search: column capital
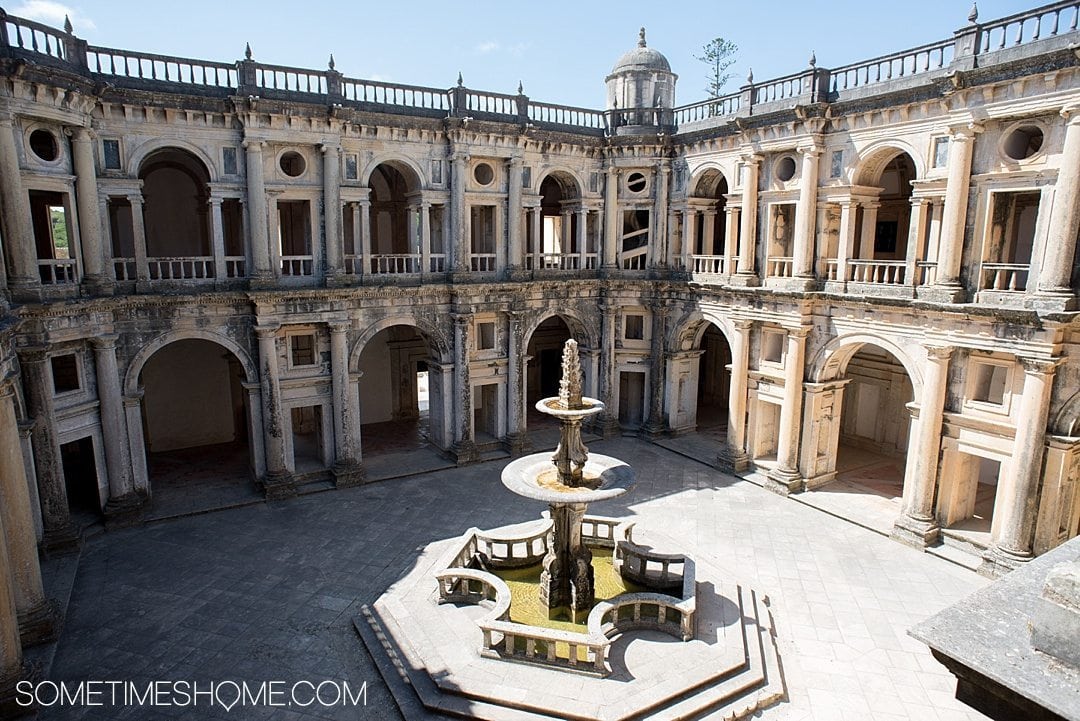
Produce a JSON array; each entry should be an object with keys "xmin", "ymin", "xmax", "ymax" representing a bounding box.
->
[
  {"xmin": 451, "ymin": 312, "xmax": 472, "ymax": 325},
  {"xmin": 783, "ymin": 325, "xmax": 812, "ymax": 339},
  {"xmin": 505, "ymin": 156, "xmax": 522, "ymax": 169},
  {"xmin": 90, "ymin": 334, "xmax": 119, "ymax": 351},
  {"xmin": 1019, "ymin": 356, "xmax": 1061, "ymax": 376},
  {"xmin": 739, "ymin": 152, "xmax": 763, "ymax": 165},
  {"xmin": 924, "ymin": 344, "xmax": 955, "ymax": 362},
  {"xmin": 797, "ymin": 144, "xmax": 822, "ymax": 158},
  {"xmin": 254, "ymin": 324, "xmax": 281, "ymax": 338},
  {"xmin": 17, "ymin": 346, "xmax": 49, "ymax": 364},
  {"xmin": 123, "ymin": 390, "xmax": 144, "ymax": 405},
  {"xmin": 947, "ymin": 122, "xmax": 984, "ymax": 141},
  {"xmin": 319, "ymin": 142, "xmax": 340, "ymax": 155},
  {"xmin": 733, "ymin": 319, "xmax": 754, "ymax": 332},
  {"xmin": 70, "ymin": 125, "xmax": 95, "ymax": 142},
  {"xmin": 242, "ymin": 139, "xmax": 265, "ymax": 150},
  {"xmin": 327, "ymin": 320, "xmax": 350, "ymax": 335},
  {"xmin": 1060, "ymin": 104, "xmax": 1080, "ymax": 124}
]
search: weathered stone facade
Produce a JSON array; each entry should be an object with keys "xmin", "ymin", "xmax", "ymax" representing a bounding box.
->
[{"xmin": 2, "ymin": 3, "xmax": 1080, "ymax": 712}]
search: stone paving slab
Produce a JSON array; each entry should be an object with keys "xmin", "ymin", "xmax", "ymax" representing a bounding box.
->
[{"xmin": 36, "ymin": 438, "xmax": 990, "ymax": 721}]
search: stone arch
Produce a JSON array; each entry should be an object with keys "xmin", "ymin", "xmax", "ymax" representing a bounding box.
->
[
  {"xmin": 535, "ymin": 167, "xmax": 584, "ymax": 197},
  {"xmin": 124, "ymin": 329, "xmax": 257, "ymax": 396},
  {"xmin": 1052, "ymin": 391, "xmax": 1080, "ymax": 437},
  {"xmin": 128, "ymin": 139, "xmax": 218, "ymax": 181},
  {"xmin": 349, "ymin": 314, "xmax": 451, "ymax": 370},
  {"xmin": 523, "ymin": 308, "xmax": 597, "ymax": 351},
  {"xmin": 360, "ymin": 154, "xmax": 426, "ymax": 189},
  {"xmin": 851, "ymin": 140, "xmax": 924, "ymax": 187},
  {"xmin": 809, "ymin": 332, "xmax": 923, "ymax": 400},
  {"xmin": 670, "ymin": 307, "xmax": 735, "ymax": 352},
  {"xmin": 688, "ymin": 164, "xmax": 730, "ymax": 198}
]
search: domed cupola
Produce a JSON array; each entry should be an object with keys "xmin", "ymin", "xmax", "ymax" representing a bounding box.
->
[{"xmin": 605, "ymin": 27, "xmax": 677, "ymax": 134}]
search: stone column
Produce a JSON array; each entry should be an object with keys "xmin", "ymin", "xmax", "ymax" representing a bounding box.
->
[
  {"xmin": 419, "ymin": 201, "xmax": 432, "ymax": 276},
  {"xmin": 19, "ymin": 349, "xmax": 79, "ymax": 554},
  {"xmin": 70, "ymin": 126, "xmax": 110, "ymax": 294},
  {"xmin": 255, "ymin": 325, "xmax": 293, "ymax": 498},
  {"xmin": 684, "ymin": 209, "xmax": 698, "ymax": 268},
  {"xmin": 123, "ymin": 392, "xmax": 149, "ymax": 495},
  {"xmin": 505, "ymin": 312, "xmax": 527, "ymax": 454},
  {"xmin": 506, "ymin": 157, "xmax": 523, "ymax": 274},
  {"xmin": 858, "ymin": 203, "xmax": 879, "ymax": 259},
  {"xmin": 834, "ymin": 201, "xmax": 858, "ymax": 284},
  {"xmin": 359, "ymin": 196, "xmax": 372, "ymax": 278},
  {"xmin": 603, "ymin": 165, "xmax": 619, "ymax": 269},
  {"xmin": 209, "ymin": 197, "xmax": 226, "ymax": 288},
  {"xmin": 450, "ymin": 154, "xmax": 468, "ymax": 273},
  {"xmin": 321, "ymin": 144, "xmax": 342, "ymax": 284},
  {"xmin": 982, "ymin": 358, "xmax": 1059, "ymax": 575},
  {"xmin": 452, "ymin": 313, "xmax": 478, "ymax": 463},
  {"xmin": 0, "ymin": 379, "xmax": 58, "ymax": 645},
  {"xmin": 933, "ymin": 125, "xmax": 979, "ymax": 298},
  {"xmin": 735, "ymin": 155, "xmax": 760, "ymax": 281},
  {"xmin": 642, "ymin": 301, "xmax": 668, "ymax": 438},
  {"xmin": 793, "ymin": 146, "xmax": 821, "ymax": 283},
  {"xmin": 530, "ymin": 207, "xmax": 543, "ymax": 269},
  {"xmin": 575, "ymin": 208, "xmax": 588, "ymax": 270},
  {"xmin": 244, "ymin": 140, "xmax": 273, "ymax": 285},
  {"xmin": 766, "ymin": 327, "xmax": 809, "ymax": 494},
  {"xmin": 720, "ymin": 320, "xmax": 752, "ymax": 471},
  {"xmin": 905, "ymin": 198, "xmax": 929, "ymax": 287},
  {"xmin": 597, "ymin": 300, "xmax": 620, "ymax": 437},
  {"xmin": 91, "ymin": 336, "xmax": 141, "ymax": 527},
  {"xmin": 127, "ymin": 193, "xmax": 149, "ymax": 287},
  {"xmin": 560, "ymin": 209, "xmax": 572, "ymax": 261},
  {"xmin": 653, "ymin": 162, "xmax": 670, "ymax": 269},
  {"xmin": 0, "ymin": 114, "xmax": 39, "ymax": 299},
  {"xmin": 892, "ymin": 344, "xmax": 953, "ymax": 547},
  {"xmin": 329, "ymin": 321, "xmax": 363, "ymax": 487},
  {"xmin": 1037, "ymin": 106, "xmax": 1080, "ymax": 302},
  {"xmin": 347, "ymin": 202, "xmax": 360, "ymax": 274},
  {"xmin": 0, "ymin": 503, "xmax": 26, "ymax": 718},
  {"xmin": 724, "ymin": 206, "xmax": 740, "ymax": 271},
  {"xmin": 701, "ymin": 211, "xmax": 716, "ymax": 257}
]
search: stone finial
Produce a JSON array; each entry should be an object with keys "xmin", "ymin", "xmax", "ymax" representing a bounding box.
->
[
  {"xmin": 457, "ymin": 71, "xmax": 464, "ymax": 87},
  {"xmin": 558, "ymin": 339, "xmax": 584, "ymax": 411},
  {"xmin": 517, "ymin": 80, "xmax": 524, "ymax": 95},
  {"xmin": 63, "ymin": 14, "xmax": 73, "ymax": 34},
  {"xmin": 328, "ymin": 54, "xmax": 335, "ymax": 70},
  {"xmin": 244, "ymin": 42, "xmax": 253, "ymax": 60},
  {"xmin": 747, "ymin": 67, "xmax": 754, "ymax": 84},
  {"xmin": 638, "ymin": 27, "xmax": 647, "ymax": 48},
  {"xmin": 809, "ymin": 50, "xmax": 817, "ymax": 68},
  {"xmin": 968, "ymin": 2, "xmax": 979, "ymax": 23}
]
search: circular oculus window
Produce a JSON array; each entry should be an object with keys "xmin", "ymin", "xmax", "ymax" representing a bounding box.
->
[
  {"xmin": 473, "ymin": 162, "xmax": 494, "ymax": 185},
  {"xmin": 29, "ymin": 129, "xmax": 59, "ymax": 162},
  {"xmin": 626, "ymin": 172, "xmax": 647, "ymax": 192},
  {"xmin": 279, "ymin": 151, "xmax": 307, "ymax": 177},
  {"xmin": 775, "ymin": 156, "xmax": 797, "ymax": 182},
  {"xmin": 1002, "ymin": 125, "xmax": 1044, "ymax": 161}
]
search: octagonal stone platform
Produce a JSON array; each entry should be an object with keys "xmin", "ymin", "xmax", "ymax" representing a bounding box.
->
[{"xmin": 355, "ymin": 528, "xmax": 785, "ymax": 721}]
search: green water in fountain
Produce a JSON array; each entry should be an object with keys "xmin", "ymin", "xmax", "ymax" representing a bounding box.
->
[{"xmin": 491, "ymin": 548, "xmax": 646, "ymax": 632}]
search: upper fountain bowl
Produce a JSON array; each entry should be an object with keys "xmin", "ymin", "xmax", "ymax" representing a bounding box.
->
[
  {"xmin": 535, "ymin": 395, "xmax": 605, "ymax": 421},
  {"xmin": 501, "ymin": 452, "xmax": 634, "ymax": 504}
]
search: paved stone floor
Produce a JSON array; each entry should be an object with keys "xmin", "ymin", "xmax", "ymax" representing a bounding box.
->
[{"xmin": 38, "ymin": 438, "xmax": 990, "ymax": 720}]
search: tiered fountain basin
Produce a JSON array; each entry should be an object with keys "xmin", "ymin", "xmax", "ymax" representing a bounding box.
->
[{"xmin": 433, "ymin": 514, "xmax": 697, "ymax": 675}]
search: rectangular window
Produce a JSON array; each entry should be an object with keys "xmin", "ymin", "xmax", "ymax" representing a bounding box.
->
[
  {"xmin": 51, "ymin": 354, "xmax": 79, "ymax": 393},
  {"xmin": 222, "ymin": 199, "xmax": 244, "ymax": 257},
  {"xmin": 103, "ymin": 139, "xmax": 122, "ymax": 170},
  {"xmin": 222, "ymin": 146, "xmax": 238, "ymax": 176},
  {"xmin": 29, "ymin": 190, "xmax": 71, "ymax": 265},
  {"xmin": 522, "ymin": 166, "xmax": 532, "ymax": 188},
  {"xmin": 830, "ymin": 150, "xmax": 843, "ymax": 179},
  {"xmin": 289, "ymin": 334, "xmax": 316, "ymax": 367},
  {"xmin": 278, "ymin": 200, "xmax": 311, "ymax": 255},
  {"xmin": 625, "ymin": 314, "xmax": 644, "ymax": 340},
  {"xmin": 971, "ymin": 363, "xmax": 1008, "ymax": 405},
  {"xmin": 477, "ymin": 322, "xmax": 496, "ymax": 350},
  {"xmin": 762, "ymin": 331, "xmax": 784, "ymax": 363},
  {"xmin": 933, "ymin": 137, "xmax": 950, "ymax": 168},
  {"xmin": 431, "ymin": 160, "xmax": 443, "ymax": 185},
  {"xmin": 344, "ymin": 153, "xmax": 358, "ymax": 181},
  {"xmin": 589, "ymin": 171, "xmax": 600, "ymax": 193}
]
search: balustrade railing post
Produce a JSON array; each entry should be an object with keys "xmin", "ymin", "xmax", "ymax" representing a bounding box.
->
[
  {"xmin": 516, "ymin": 86, "xmax": 529, "ymax": 124},
  {"xmin": 237, "ymin": 45, "xmax": 257, "ymax": 94},
  {"xmin": 450, "ymin": 75, "xmax": 467, "ymax": 116},
  {"xmin": 0, "ymin": 9, "xmax": 10, "ymax": 56},
  {"xmin": 326, "ymin": 55, "xmax": 342, "ymax": 98},
  {"xmin": 62, "ymin": 21, "xmax": 87, "ymax": 71},
  {"xmin": 951, "ymin": 6, "xmax": 983, "ymax": 71}
]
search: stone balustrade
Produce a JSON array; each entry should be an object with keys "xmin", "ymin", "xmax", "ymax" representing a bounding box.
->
[
  {"xmin": 474, "ymin": 520, "xmax": 551, "ymax": 568},
  {"xmin": 37, "ymin": 258, "xmax": 76, "ymax": 285},
  {"xmin": 981, "ymin": 262, "xmax": 1030, "ymax": 292}
]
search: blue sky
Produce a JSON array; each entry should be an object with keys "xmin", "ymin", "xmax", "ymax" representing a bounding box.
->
[{"xmin": 10, "ymin": 0, "xmax": 1041, "ymax": 108}]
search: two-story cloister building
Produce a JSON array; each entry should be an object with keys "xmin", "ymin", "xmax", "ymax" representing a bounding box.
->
[{"xmin": 2, "ymin": 2, "xmax": 1080, "ymax": 709}]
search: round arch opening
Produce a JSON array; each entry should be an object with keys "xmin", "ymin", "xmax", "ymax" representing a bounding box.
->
[{"xmin": 137, "ymin": 148, "xmax": 212, "ymax": 265}]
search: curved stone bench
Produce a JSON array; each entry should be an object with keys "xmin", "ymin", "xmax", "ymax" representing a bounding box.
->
[{"xmin": 475, "ymin": 519, "xmax": 552, "ymax": 568}]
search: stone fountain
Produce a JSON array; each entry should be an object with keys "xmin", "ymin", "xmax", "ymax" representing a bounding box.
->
[{"xmin": 501, "ymin": 339, "xmax": 634, "ymax": 616}]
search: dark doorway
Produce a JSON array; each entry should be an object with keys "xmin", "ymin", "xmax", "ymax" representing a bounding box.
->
[{"xmin": 60, "ymin": 436, "xmax": 101, "ymax": 517}]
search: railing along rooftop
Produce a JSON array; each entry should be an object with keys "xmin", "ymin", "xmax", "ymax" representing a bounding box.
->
[{"xmin": 1, "ymin": 1, "xmax": 1077, "ymax": 137}]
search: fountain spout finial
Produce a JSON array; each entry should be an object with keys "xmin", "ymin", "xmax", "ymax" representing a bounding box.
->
[{"xmin": 558, "ymin": 339, "xmax": 584, "ymax": 410}]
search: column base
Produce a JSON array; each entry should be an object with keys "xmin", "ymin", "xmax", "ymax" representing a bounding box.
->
[
  {"xmin": 447, "ymin": 271, "xmax": 473, "ymax": 284},
  {"xmin": 802, "ymin": 470, "xmax": 837, "ymax": 490},
  {"xmin": 81, "ymin": 275, "xmax": 115, "ymax": 297},
  {"xmin": 508, "ymin": 268, "xmax": 531, "ymax": 282},
  {"xmin": 765, "ymin": 467, "xmax": 804, "ymax": 496},
  {"xmin": 331, "ymin": 462, "xmax": 366, "ymax": 488},
  {"xmin": 596, "ymin": 414, "xmax": 621, "ymax": 439},
  {"xmin": 917, "ymin": 284, "xmax": 967, "ymax": 304},
  {"xmin": 775, "ymin": 276, "xmax": 820, "ymax": 293},
  {"xmin": 323, "ymin": 270, "xmax": 343, "ymax": 288},
  {"xmin": 978, "ymin": 545, "xmax": 1032, "ymax": 578},
  {"xmin": 639, "ymin": 419, "xmax": 667, "ymax": 440},
  {"xmin": 8, "ymin": 282, "xmax": 43, "ymax": 304},
  {"xmin": 726, "ymin": 272, "xmax": 761, "ymax": 288},
  {"xmin": 890, "ymin": 514, "xmax": 940, "ymax": 549},
  {"xmin": 1031, "ymin": 291, "xmax": 1079, "ymax": 312},
  {"xmin": 18, "ymin": 599, "xmax": 61, "ymax": 647},
  {"xmin": 104, "ymin": 493, "xmax": 144, "ymax": 530},
  {"xmin": 40, "ymin": 522, "xmax": 81, "ymax": 557},
  {"xmin": 248, "ymin": 273, "xmax": 278, "ymax": 291},
  {"xmin": 502, "ymin": 432, "xmax": 529, "ymax": 457},
  {"xmin": 716, "ymin": 447, "xmax": 750, "ymax": 473},
  {"xmin": 452, "ymin": 440, "xmax": 480, "ymax": 465},
  {"xmin": 260, "ymin": 472, "xmax": 297, "ymax": 500}
]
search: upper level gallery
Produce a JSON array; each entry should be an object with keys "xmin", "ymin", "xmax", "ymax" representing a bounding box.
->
[{"xmin": 2, "ymin": 2, "xmax": 1080, "ymax": 311}]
